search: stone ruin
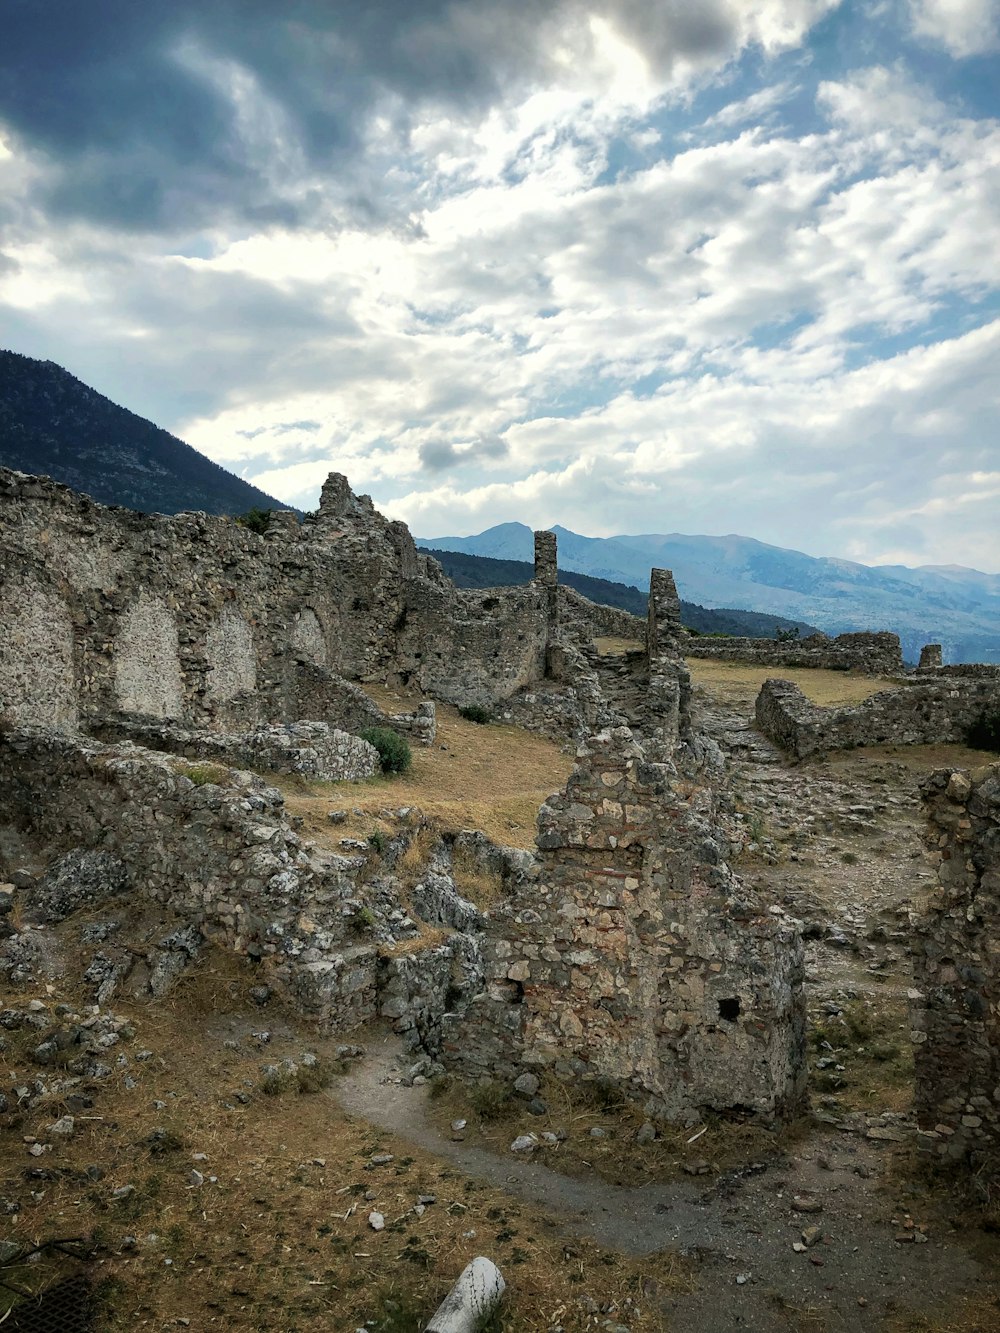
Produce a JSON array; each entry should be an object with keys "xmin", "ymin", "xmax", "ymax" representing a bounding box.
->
[
  {"xmin": 755, "ymin": 671, "xmax": 1000, "ymax": 760},
  {"xmin": 438, "ymin": 729, "xmax": 804, "ymax": 1121},
  {"xmin": 0, "ymin": 464, "xmax": 811, "ymax": 1124},
  {"xmin": 912, "ymin": 763, "xmax": 1000, "ymax": 1166}
]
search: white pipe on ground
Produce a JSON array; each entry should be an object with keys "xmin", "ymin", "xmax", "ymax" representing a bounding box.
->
[{"xmin": 425, "ymin": 1256, "xmax": 506, "ymax": 1333}]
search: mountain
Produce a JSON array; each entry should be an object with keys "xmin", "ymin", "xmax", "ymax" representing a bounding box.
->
[
  {"xmin": 419, "ymin": 523, "xmax": 1000, "ymax": 665},
  {"xmin": 420, "ymin": 547, "xmax": 820, "ymax": 639},
  {"xmin": 0, "ymin": 350, "xmax": 287, "ymax": 516}
]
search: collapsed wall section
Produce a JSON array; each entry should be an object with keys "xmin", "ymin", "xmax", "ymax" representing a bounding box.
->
[
  {"xmin": 912, "ymin": 765, "xmax": 1000, "ymax": 1165},
  {"xmin": 442, "ymin": 728, "xmax": 806, "ymax": 1122},
  {"xmin": 0, "ymin": 467, "xmax": 553, "ymax": 735},
  {"xmin": 0, "ymin": 725, "xmax": 380, "ymax": 1024}
]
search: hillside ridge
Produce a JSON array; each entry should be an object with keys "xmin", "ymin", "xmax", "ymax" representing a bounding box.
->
[{"xmin": 0, "ymin": 349, "xmax": 287, "ymax": 516}]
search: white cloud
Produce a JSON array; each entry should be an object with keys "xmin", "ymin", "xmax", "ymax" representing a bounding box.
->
[{"xmin": 908, "ymin": 0, "xmax": 1000, "ymax": 57}]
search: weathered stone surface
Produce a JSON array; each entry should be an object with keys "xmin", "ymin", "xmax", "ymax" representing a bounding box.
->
[
  {"xmin": 756, "ymin": 676, "xmax": 1000, "ymax": 759},
  {"xmin": 688, "ymin": 631, "xmax": 903, "ymax": 675},
  {"xmin": 90, "ymin": 717, "xmax": 380, "ymax": 782},
  {"xmin": 912, "ymin": 763, "xmax": 1000, "ymax": 1166},
  {"xmin": 441, "ymin": 727, "xmax": 806, "ymax": 1123}
]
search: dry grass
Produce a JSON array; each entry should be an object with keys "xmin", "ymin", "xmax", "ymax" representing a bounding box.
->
[
  {"xmin": 882, "ymin": 1294, "xmax": 1000, "ymax": 1333},
  {"xmin": 686, "ymin": 659, "xmax": 896, "ymax": 708},
  {"xmin": 274, "ymin": 694, "xmax": 573, "ymax": 851},
  {"xmin": 594, "ymin": 636, "xmax": 643, "ymax": 656},
  {"xmin": 0, "ymin": 950, "xmax": 691, "ymax": 1332},
  {"xmin": 431, "ymin": 1076, "xmax": 804, "ymax": 1189}
]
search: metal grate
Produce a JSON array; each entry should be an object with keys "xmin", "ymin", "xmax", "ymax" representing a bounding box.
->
[{"xmin": 3, "ymin": 1272, "xmax": 95, "ymax": 1333}]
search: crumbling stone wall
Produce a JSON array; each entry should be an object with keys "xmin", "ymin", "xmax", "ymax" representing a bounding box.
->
[
  {"xmin": 441, "ymin": 728, "xmax": 806, "ymax": 1122},
  {"xmin": 0, "ymin": 725, "xmax": 381, "ymax": 1023},
  {"xmin": 756, "ymin": 676, "xmax": 1000, "ymax": 759},
  {"xmin": 686, "ymin": 630, "xmax": 903, "ymax": 676},
  {"xmin": 560, "ymin": 588, "xmax": 645, "ymax": 643},
  {"xmin": 89, "ymin": 717, "xmax": 381, "ymax": 782},
  {"xmin": 0, "ymin": 467, "xmax": 554, "ymax": 735},
  {"xmin": 918, "ymin": 644, "xmax": 943, "ymax": 670},
  {"xmin": 912, "ymin": 765, "xmax": 1000, "ymax": 1164}
]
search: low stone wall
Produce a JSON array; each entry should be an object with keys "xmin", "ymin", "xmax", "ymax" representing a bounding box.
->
[
  {"xmin": 755, "ymin": 676, "xmax": 1000, "ymax": 759},
  {"xmin": 911, "ymin": 765, "xmax": 1000, "ymax": 1165},
  {"xmin": 686, "ymin": 630, "xmax": 903, "ymax": 676},
  {"xmin": 0, "ymin": 726, "xmax": 381, "ymax": 1024},
  {"xmin": 88, "ymin": 717, "xmax": 380, "ymax": 782},
  {"xmin": 441, "ymin": 728, "xmax": 806, "ymax": 1123},
  {"xmin": 292, "ymin": 664, "xmax": 437, "ymax": 744}
]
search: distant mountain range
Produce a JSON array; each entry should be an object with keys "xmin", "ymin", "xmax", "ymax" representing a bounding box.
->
[
  {"xmin": 421, "ymin": 547, "xmax": 820, "ymax": 640},
  {"xmin": 419, "ymin": 523, "xmax": 1000, "ymax": 665},
  {"xmin": 0, "ymin": 350, "xmax": 284, "ymax": 516}
]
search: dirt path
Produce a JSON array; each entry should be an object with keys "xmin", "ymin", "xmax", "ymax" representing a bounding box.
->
[{"xmin": 333, "ymin": 1036, "xmax": 994, "ymax": 1333}]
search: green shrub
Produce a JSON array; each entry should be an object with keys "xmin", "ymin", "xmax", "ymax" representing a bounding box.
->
[
  {"xmin": 967, "ymin": 711, "xmax": 1000, "ymax": 753},
  {"xmin": 359, "ymin": 727, "xmax": 412, "ymax": 775},
  {"xmin": 458, "ymin": 704, "xmax": 492, "ymax": 725},
  {"xmin": 235, "ymin": 507, "xmax": 273, "ymax": 535},
  {"xmin": 368, "ymin": 830, "xmax": 387, "ymax": 855}
]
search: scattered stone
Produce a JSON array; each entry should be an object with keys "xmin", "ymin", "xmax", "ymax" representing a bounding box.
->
[
  {"xmin": 791, "ymin": 1196, "xmax": 823, "ymax": 1214},
  {"xmin": 368, "ymin": 1212, "xmax": 385, "ymax": 1231},
  {"xmin": 510, "ymin": 1134, "xmax": 538, "ymax": 1153}
]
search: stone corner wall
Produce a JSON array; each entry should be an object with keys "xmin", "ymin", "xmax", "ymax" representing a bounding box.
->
[
  {"xmin": 911, "ymin": 764, "xmax": 1000, "ymax": 1165},
  {"xmin": 755, "ymin": 675, "xmax": 1000, "ymax": 758}
]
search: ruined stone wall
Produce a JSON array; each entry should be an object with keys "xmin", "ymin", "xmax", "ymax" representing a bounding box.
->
[
  {"xmin": 686, "ymin": 630, "xmax": 903, "ymax": 676},
  {"xmin": 0, "ymin": 726, "xmax": 381, "ymax": 1024},
  {"xmin": 0, "ymin": 467, "xmax": 552, "ymax": 734},
  {"xmin": 89, "ymin": 717, "xmax": 381, "ymax": 782},
  {"xmin": 560, "ymin": 588, "xmax": 646, "ymax": 642},
  {"xmin": 440, "ymin": 729, "xmax": 806, "ymax": 1122},
  {"xmin": 755, "ymin": 676, "xmax": 1000, "ymax": 759},
  {"xmin": 912, "ymin": 765, "xmax": 1000, "ymax": 1165}
]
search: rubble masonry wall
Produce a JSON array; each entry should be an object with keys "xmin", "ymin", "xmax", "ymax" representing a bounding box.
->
[{"xmin": 912, "ymin": 764, "xmax": 1000, "ymax": 1165}]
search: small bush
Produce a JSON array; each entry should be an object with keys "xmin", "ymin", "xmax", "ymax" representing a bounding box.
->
[
  {"xmin": 469, "ymin": 1080, "xmax": 515, "ymax": 1122},
  {"xmin": 967, "ymin": 711, "xmax": 1000, "ymax": 753},
  {"xmin": 368, "ymin": 830, "xmax": 387, "ymax": 855},
  {"xmin": 360, "ymin": 727, "xmax": 412, "ymax": 775},
  {"xmin": 235, "ymin": 507, "xmax": 273, "ymax": 535},
  {"xmin": 178, "ymin": 762, "xmax": 227, "ymax": 787},
  {"xmin": 458, "ymin": 704, "xmax": 492, "ymax": 725}
]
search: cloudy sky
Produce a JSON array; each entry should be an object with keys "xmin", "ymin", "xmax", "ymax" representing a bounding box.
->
[{"xmin": 2, "ymin": 1, "xmax": 998, "ymax": 569}]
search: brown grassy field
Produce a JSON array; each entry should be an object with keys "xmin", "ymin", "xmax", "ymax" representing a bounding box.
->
[{"xmin": 275, "ymin": 692, "xmax": 573, "ymax": 852}]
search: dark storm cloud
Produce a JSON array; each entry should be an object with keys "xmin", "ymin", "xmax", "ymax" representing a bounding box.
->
[{"xmin": 0, "ymin": 0, "xmax": 752, "ymax": 234}]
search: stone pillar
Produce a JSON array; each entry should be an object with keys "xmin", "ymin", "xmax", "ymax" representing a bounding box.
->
[
  {"xmin": 533, "ymin": 530, "xmax": 557, "ymax": 588},
  {"xmin": 533, "ymin": 530, "xmax": 560, "ymax": 674},
  {"xmin": 647, "ymin": 568, "xmax": 683, "ymax": 661},
  {"xmin": 646, "ymin": 568, "xmax": 690, "ymax": 753},
  {"xmin": 918, "ymin": 643, "xmax": 943, "ymax": 670},
  {"xmin": 317, "ymin": 472, "xmax": 352, "ymax": 519}
]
